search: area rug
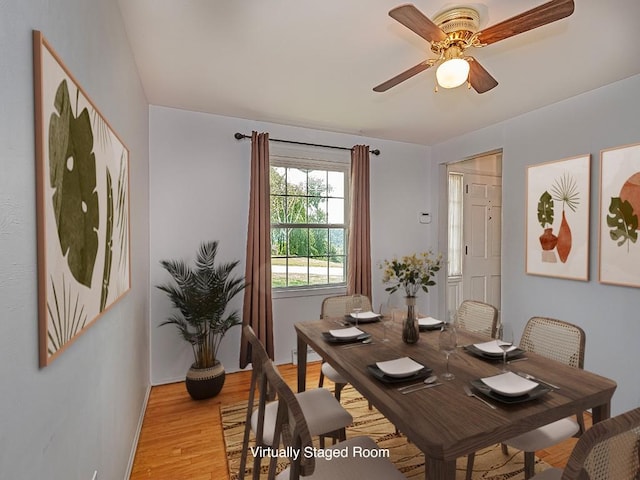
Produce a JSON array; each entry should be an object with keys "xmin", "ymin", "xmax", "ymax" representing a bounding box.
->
[{"xmin": 221, "ymin": 386, "xmax": 551, "ymax": 479}]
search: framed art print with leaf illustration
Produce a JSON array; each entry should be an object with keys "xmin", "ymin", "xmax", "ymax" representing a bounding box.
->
[
  {"xmin": 526, "ymin": 154, "xmax": 590, "ymax": 281},
  {"xmin": 33, "ymin": 31, "xmax": 131, "ymax": 367},
  {"xmin": 599, "ymin": 143, "xmax": 640, "ymax": 287}
]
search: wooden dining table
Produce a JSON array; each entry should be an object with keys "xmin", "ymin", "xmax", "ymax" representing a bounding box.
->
[{"xmin": 295, "ymin": 318, "xmax": 617, "ymax": 480}]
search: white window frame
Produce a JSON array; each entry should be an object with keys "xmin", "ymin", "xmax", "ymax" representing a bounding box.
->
[{"xmin": 269, "ymin": 147, "xmax": 350, "ymax": 296}]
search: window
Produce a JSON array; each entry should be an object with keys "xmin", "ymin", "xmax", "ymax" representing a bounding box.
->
[
  {"xmin": 270, "ymin": 157, "xmax": 349, "ymax": 289},
  {"xmin": 448, "ymin": 172, "xmax": 463, "ymax": 277}
]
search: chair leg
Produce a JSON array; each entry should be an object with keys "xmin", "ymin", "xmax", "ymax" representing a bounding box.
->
[
  {"xmin": 318, "ymin": 362, "xmax": 325, "ymax": 388},
  {"xmin": 319, "ymin": 427, "xmax": 345, "ymax": 448},
  {"xmin": 465, "ymin": 453, "xmax": 475, "ymax": 480},
  {"xmin": 335, "ymin": 382, "xmax": 345, "ymax": 401},
  {"xmin": 501, "ymin": 442, "xmax": 509, "ymax": 455},
  {"xmin": 576, "ymin": 412, "xmax": 586, "ymax": 436},
  {"xmin": 524, "ymin": 451, "xmax": 536, "ymax": 479}
]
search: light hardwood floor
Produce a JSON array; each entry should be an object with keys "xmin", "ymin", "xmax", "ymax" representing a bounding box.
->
[{"xmin": 130, "ymin": 362, "xmax": 588, "ymax": 479}]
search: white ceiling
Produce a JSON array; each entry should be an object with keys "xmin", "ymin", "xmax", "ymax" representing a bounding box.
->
[{"xmin": 119, "ymin": 0, "xmax": 640, "ymax": 146}]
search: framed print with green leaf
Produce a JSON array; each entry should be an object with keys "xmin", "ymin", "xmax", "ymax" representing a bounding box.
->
[
  {"xmin": 599, "ymin": 143, "xmax": 640, "ymax": 287},
  {"xmin": 33, "ymin": 31, "xmax": 131, "ymax": 366},
  {"xmin": 525, "ymin": 154, "xmax": 590, "ymax": 280}
]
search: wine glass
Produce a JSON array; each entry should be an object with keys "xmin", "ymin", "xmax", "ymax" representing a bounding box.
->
[
  {"xmin": 498, "ymin": 323, "xmax": 514, "ymax": 372},
  {"xmin": 448, "ymin": 309, "xmax": 459, "ymax": 329},
  {"xmin": 379, "ymin": 304, "xmax": 393, "ymax": 342},
  {"xmin": 352, "ymin": 294, "xmax": 363, "ymax": 327},
  {"xmin": 439, "ymin": 323, "xmax": 457, "ymax": 380}
]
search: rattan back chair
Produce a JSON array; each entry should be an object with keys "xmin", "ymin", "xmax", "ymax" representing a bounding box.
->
[
  {"xmin": 320, "ymin": 294, "xmax": 373, "ymax": 320},
  {"xmin": 456, "ymin": 300, "xmax": 499, "ymax": 339},
  {"xmin": 520, "ymin": 316, "xmax": 585, "ymax": 368},
  {"xmin": 318, "ymin": 294, "xmax": 372, "ymax": 401},
  {"xmin": 502, "ymin": 316, "xmax": 587, "ymax": 479},
  {"xmin": 531, "ymin": 407, "xmax": 640, "ymax": 480}
]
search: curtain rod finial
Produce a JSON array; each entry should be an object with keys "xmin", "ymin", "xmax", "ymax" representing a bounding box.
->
[
  {"xmin": 234, "ymin": 132, "xmax": 245, "ymax": 140},
  {"xmin": 371, "ymin": 149, "xmax": 381, "ymax": 156}
]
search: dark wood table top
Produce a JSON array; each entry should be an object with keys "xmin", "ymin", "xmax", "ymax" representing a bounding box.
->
[{"xmin": 295, "ymin": 318, "xmax": 617, "ymax": 480}]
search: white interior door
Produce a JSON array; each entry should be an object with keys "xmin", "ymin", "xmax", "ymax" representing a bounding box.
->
[{"xmin": 463, "ymin": 173, "xmax": 502, "ymax": 309}]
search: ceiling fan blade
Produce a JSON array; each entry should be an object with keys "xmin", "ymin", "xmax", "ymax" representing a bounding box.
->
[
  {"xmin": 477, "ymin": 0, "xmax": 574, "ymax": 46},
  {"xmin": 373, "ymin": 61, "xmax": 432, "ymax": 92},
  {"xmin": 389, "ymin": 4, "xmax": 447, "ymax": 43},
  {"xmin": 468, "ymin": 59, "xmax": 498, "ymax": 94}
]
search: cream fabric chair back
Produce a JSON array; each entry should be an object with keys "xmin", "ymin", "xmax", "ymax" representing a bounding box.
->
[
  {"xmin": 456, "ymin": 300, "xmax": 499, "ymax": 338},
  {"xmin": 320, "ymin": 294, "xmax": 372, "ymax": 319},
  {"xmin": 520, "ymin": 316, "xmax": 585, "ymax": 368},
  {"xmin": 559, "ymin": 407, "xmax": 640, "ymax": 480}
]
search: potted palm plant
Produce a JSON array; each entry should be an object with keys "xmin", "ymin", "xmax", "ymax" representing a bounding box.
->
[{"xmin": 157, "ymin": 240, "xmax": 245, "ymax": 400}]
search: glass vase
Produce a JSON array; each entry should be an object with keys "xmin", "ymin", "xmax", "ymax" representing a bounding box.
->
[{"xmin": 402, "ymin": 296, "xmax": 419, "ymax": 344}]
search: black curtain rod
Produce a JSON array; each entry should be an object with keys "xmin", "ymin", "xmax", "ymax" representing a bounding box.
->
[{"xmin": 234, "ymin": 132, "xmax": 380, "ymax": 156}]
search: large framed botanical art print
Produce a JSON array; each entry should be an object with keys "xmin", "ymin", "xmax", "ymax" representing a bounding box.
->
[
  {"xmin": 525, "ymin": 155, "xmax": 590, "ymax": 281},
  {"xmin": 33, "ymin": 31, "xmax": 131, "ymax": 367},
  {"xmin": 599, "ymin": 143, "xmax": 640, "ymax": 287}
]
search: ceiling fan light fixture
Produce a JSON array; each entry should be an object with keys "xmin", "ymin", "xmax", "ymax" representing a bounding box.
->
[{"xmin": 435, "ymin": 58, "xmax": 469, "ymax": 89}]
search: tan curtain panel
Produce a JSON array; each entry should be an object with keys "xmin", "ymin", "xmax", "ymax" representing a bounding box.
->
[
  {"xmin": 239, "ymin": 131, "xmax": 274, "ymax": 368},
  {"xmin": 347, "ymin": 144, "xmax": 372, "ymax": 299}
]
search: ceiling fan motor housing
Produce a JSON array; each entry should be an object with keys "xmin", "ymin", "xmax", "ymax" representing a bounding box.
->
[
  {"xmin": 431, "ymin": 7, "xmax": 480, "ymax": 60},
  {"xmin": 433, "ymin": 7, "xmax": 480, "ymax": 35},
  {"xmin": 431, "ymin": 7, "xmax": 480, "ymax": 55}
]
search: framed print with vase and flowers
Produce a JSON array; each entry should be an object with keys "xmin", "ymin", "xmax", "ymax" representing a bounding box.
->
[{"xmin": 525, "ymin": 154, "xmax": 590, "ymax": 281}]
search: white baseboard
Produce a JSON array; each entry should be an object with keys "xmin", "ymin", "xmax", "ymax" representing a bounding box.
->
[{"xmin": 125, "ymin": 384, "xmax": 152, "ymax": 479}]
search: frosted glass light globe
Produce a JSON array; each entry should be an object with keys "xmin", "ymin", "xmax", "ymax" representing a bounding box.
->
[{"xmin": 436, "ymin": 58, "xmax": 470, "ymax": 89}]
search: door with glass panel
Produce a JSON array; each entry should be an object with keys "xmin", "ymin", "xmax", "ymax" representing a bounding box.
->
[{"xmin": 447, "ymin": 153, "xmax": 502, "ymax": 314}]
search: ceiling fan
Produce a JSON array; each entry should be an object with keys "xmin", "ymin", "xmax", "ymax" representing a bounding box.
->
[{"xmin": 373, "ymin": 0, "xmax": 574, "ymax": 94}]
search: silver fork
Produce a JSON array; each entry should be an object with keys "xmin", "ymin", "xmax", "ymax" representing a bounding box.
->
[{"xmin": 463, "ymin": 385, "xmax": 497, "ymax": 409}]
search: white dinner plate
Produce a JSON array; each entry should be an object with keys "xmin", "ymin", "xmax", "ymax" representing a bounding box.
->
[
  {"xmin": 481, "ymin": 371, "xmax": 538, "ymax": 397},
  {"xmin": 328, "ymin": 326, "xmax": 365, "ymax": 339},
  {"xmin": 376, "ymin": 357, "xmax": 424, "ymax": 378},
  {"xmin": 418, "ymin": 316, "xmax": 443, "ymax": 327},
  {"xmin": 473, "ymin": 340, "xmax": 518, "ymax": 355},
  {"xmin": 348, "ymin": 311, "xmax": 380, "ymax": 320}
]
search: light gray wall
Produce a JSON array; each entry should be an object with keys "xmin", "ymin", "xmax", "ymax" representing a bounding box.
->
[
  {"xmin": 149, "ymin": 106, "xmax": 439, "ymax": 384},
  {"xmin": 432, "ymin": 74, "xmax": 640, "ymax": 415},
  {"xmin": 0, "ymin": 2, "xmax": 150, "ymax": 479}
]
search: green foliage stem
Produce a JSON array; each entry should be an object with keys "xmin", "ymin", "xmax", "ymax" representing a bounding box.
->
[{"xmin": 100, "ymin": 169, "xmax": 114, "ymax": 312}]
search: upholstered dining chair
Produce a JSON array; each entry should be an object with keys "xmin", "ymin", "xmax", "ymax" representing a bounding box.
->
[
  {"xmin": 260, "ymin": 343, "xmax": 407, "ymax": 480},
  {"xmin": 466, "ymin": 316, "xmax": 587, "ymax": 480},
  {"xmin": 529, "ymin": 406, "xmax": 640, "ymax": 480},
  {"xmin": 455, "ymin": 299, "xmax": 499, "ymax": 339},
  {"xmin": 318, "ymin": 294, "xmax": 373, "ymax": 401},
  {"xmin": 239, "ymin": 326, "xmax": 353, "ymax": 480}
]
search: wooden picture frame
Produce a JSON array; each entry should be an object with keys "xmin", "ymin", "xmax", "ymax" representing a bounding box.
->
[
  {"xmin": 33, "ymin": 31, "xmax": 131, "ymax": 366},
  {"xmin": 525, "ymin": 154, "xmax": 590, "ymax": 280},
  {"xmin": 599, "ymin": 143, "xmax": 640, "ymax": 287}
]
